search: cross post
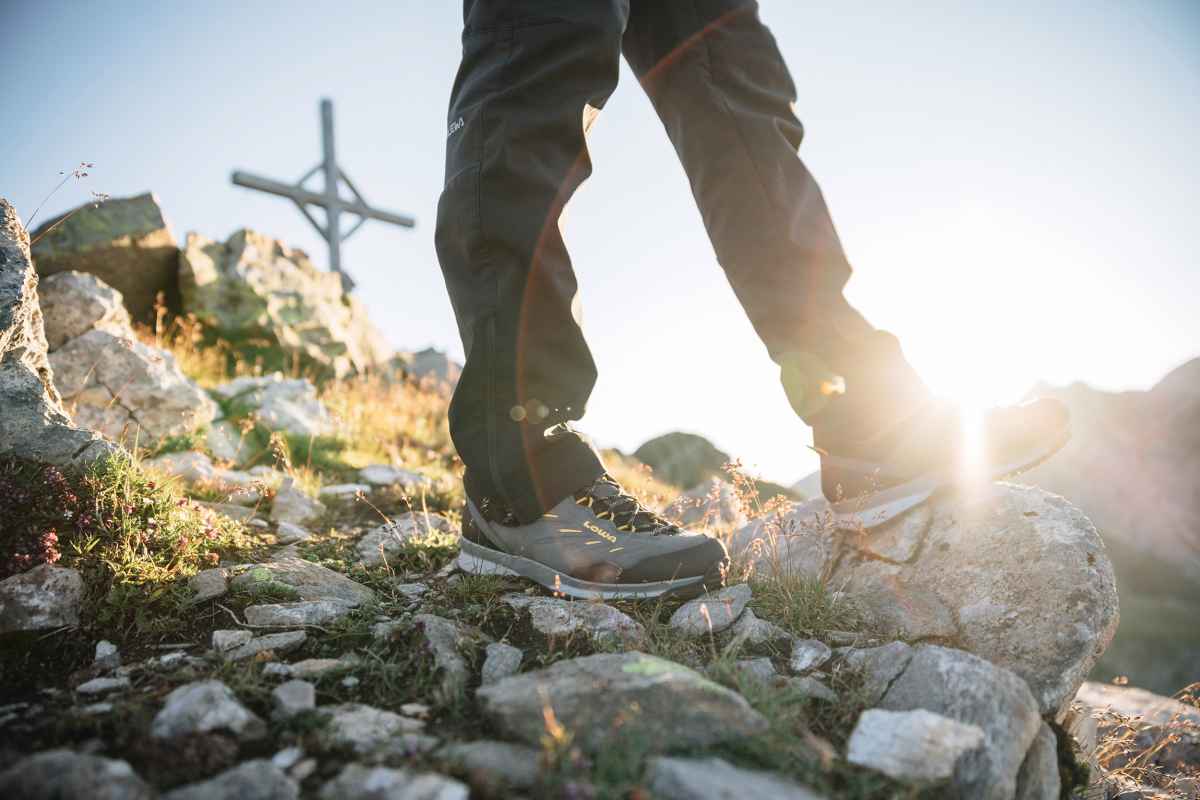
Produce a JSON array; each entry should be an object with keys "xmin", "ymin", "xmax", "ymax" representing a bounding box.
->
[{"xmin": 232, "ymin": 98, "xmax": 415, "ymax": 291}]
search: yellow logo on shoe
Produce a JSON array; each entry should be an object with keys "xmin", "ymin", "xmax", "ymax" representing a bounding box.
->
[{"xmin": 584, "ymin": 521, "xmax": 617, "ymax": 543}]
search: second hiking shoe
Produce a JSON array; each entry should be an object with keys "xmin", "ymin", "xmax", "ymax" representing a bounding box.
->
[{"xmin": 458, "ymin": 475, "xmax": 729, "ymax": 600}]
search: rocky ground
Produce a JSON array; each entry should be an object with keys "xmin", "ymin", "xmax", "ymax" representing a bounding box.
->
[{"xmin": 2, "ymin": 195, "xmax": 1197, "ymax": 799}]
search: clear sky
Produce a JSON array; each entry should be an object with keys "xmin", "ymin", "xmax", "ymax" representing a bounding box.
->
[{"xmin": 4, "ymin": 0, "xmax": 1198, "ymax": 486}]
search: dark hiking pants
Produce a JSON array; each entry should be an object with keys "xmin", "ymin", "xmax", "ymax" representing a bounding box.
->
[{"xmin": 436, "ymin": 0, "xmax": 899, "ymax": 523}]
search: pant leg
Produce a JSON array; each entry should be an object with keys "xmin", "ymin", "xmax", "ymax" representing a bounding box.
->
[
  {"xmin": 622, "ymin": 0, "xmax": 926, "ymax": 427},
  {"xmin": 436, "ymin": 0, "xmax": 628, "ymax": 523}
]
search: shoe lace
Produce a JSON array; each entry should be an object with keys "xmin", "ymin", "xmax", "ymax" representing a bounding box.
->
[{"xmin": 574, "ymin": 475, "xmax": 679, "ymax": 535}]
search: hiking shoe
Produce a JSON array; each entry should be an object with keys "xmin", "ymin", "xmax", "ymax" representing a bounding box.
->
[
  {"xmin": 816, "ymin": 397, "xmax": 1070, "ymax": 529},
  {"xmin": 457, "ymin": 474, "xmax": 729, "ymax": 600}
]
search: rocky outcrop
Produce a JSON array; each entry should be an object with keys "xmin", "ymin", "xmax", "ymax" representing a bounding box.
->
[
  {"xmin": 730, "ymin": 484, "xmax": 1119, "ymax": 716},
  {"xmin": 30, "ymin": 193, "xmax": 179, "ymax": 323},
  {"xmin": 634, "ymin": 431, "xmax": 731, "ymax": 490},
  {"xmin": 179, "ymin": 229, "xmax": 391, "ymax": 378},
  {"xmin": 476, "ymin": 651, "xmax": 768, "ymax": 753},
  {"xmin": 393, "ymin": 347, "xmax": 462, "ymax": 387},
  {"xmin": 0, "ymin": 199, "xmax": 112, "ymax": 465}
]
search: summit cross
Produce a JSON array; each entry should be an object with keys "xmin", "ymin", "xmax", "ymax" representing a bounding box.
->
[{"xmin": 231, "ymin": 98, "xmax": 415, "ymax": 291}]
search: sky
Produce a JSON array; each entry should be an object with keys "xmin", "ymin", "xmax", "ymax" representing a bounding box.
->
[{"xmin": 3, "ymin": 0, "xmax": 1198, "ymax": 486}]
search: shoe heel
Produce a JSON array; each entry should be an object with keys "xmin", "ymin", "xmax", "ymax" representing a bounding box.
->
[{"xmin": 456, "ymin": 550, "xmax": 520, "ymax": 577}]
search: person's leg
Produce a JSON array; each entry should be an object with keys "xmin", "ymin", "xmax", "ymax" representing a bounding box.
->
[
  {"xmin": 623, "ymin": 1, "xmax": 1068, "ymax": 527},
  {"xmin": 621, "ymin": 0, "xmax": 926, "ymax": 430},
  {"xmin": 436, "ymin": 0, "xmax": 627, "ymax": 524}
]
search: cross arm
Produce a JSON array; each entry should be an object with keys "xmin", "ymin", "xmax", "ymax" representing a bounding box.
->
[{"xmin": 231, "ymin": 170, "xmax": 416, "ymax": 228}]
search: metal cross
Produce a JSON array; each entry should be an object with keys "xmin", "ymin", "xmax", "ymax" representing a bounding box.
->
[{"xmin": 231, "ymin": 98, "xmax": 415, "ymax": 291}]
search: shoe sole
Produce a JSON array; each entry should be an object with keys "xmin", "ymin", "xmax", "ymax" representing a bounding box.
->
[
  {"xmin": 457, "ymin": 537, "xmax": 722, "ymax": 601},
  {"xmin": 829, "ymin": 423, "xmax": 1071, "ymax": 531}
]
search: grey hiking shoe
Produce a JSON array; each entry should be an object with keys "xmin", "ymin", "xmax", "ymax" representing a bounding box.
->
[
  {"xmin": 816, "ymin": 397, "xmax": 1071, "ymax": 530},
  {"xmin": 457, "ymin": 475, "xmax": 729, "ymax": 600}
]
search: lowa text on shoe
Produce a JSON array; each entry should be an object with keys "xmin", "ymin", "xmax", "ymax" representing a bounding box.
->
[{"xmin": 457, "ymin": 477, "xmax": 728, "ymax": 600}]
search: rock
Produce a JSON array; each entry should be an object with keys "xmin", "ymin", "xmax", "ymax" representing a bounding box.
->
[
  {"xmin": 163, "ymin": 759, "xmax": 299, "ymax": 800},
  {"xmin": 244, "ymin": 600, "xmax": 355, "ymax": 627},
  {"xmin": 1016, "ymin": 723, "xmax": 1061, "ymax": 800},
  {"xmin": 400, "ymin": 347, "xmax": 463, "ymax": 387},
  {"xmin": 286, "ymin": 658, "xmax": 354, "ymax": 679},
  {"xmin": 847, "ymin": 708, "xmax": 985, "ymax": 785},
  {"xmin": 76, "ymin": 676, "xmax": 130, "ymax": 696},
  {"xmin": 230, "ymin": 557, "xmax": 373, "ymax": 605},
  {"xmin": 645, "ymin": 756, "xmax": 826, "ymax": 800},
  {"xmin": 31, "ymin": 193, "xmax": 179, "ymax": 323},
  {"xmin": 634, "ymin": 432, "xmax": 730, "ymax": 491},
  {"xmin": 733, "ymin": 657, "xmax": 777, "ymax": 684},
  {"xmin": 728, "ymin": 608, "xmax": 791, "ymax": 646},
  {"xmin": 437, "ymin": 741, "xmax": 540, "ymax": 791},
  {"xmin": 359, "ymin": 464, "xmax": 435, "ymax": 489},
  {"xmin": 271, "ymin": 478, "xmax": 326, "ymax": 527},
  {"xmin": 146, "ymin": 450, "xmax": 261, "ymax": 490},
  {"xmin": 667, "ymin": 478, "xmax": 747, "ymax": 528},
  {"xmin": 319, "ymin": 482, "xmax": 371, "ymax": 500},
  {"xmin": 838, "ymin": 641, "xmax": 914, "ymax": 705},
  {"xmin": 213, "ymin": 629, "xmax": 253, "ymax": 651},
  {"xmin": 0, "ymin": 563, "xmax": 83, "ymax": 633},
  {"xmin": 414, "ymin": 614, "xmax": 480, "ymax": 696},
  {"xmin": 878, "ymin": 645, "xmax": 1042, "ymax": 800},
  {"xmin": 356, "ymin": 512, "xmax": 454, "ymax": 567},
  {"xmin": 322, "ymin": 703, "xmax": 424, "ymax": 754},
  {"xmin": 48, "ymin": 326, "xmax": 216, "ymax": 445},
  {"xmin": 318, "ymin": 764, "xmax": 468, "ymax": 800},
  {"xmin": 37, "ymin": 270, "xmax": 132, "ymax": 351},
  {"xmin": 180, "ymin": 229, "xmax": 391, "ymax": 378},
  {"xmin": 273, "ymin": 680, "xmax": 316, "ymax": 720},
  {"xmin": 503, "ymin": 594, "xmax": 646, "ymax": 648},
  {"xmin": 151, "ymin": 679, "xmax": 266, "ymax": 740},
  {"xmin": 726, "ymin": 499, "xmax": 834, "ymax": 585},
  {"xmin": 669, "ymin": 583, "xmax": 752, "ymax": 636},
  {"xmin": 217, "ymin": 375, "xmax": 335, "ymax": 438},
  {"xmin": 94, "ymin": 639, "xmax": 120, "ymax": 671},
  {"xmin": 223, "ymin": 631, "xmax": 307, "ymax": 662},
  {"xmin": 274, "ymin": 522, "xmax": 312, "ymax": 545},
  {"xmin": 189, "ymin": 567, "xmax": 228, "ymax": 603},
  {"xmin": 480, "ymin": 642, "xmax": 523, "ymax": 685},
  {"xmin": 207, "ymin": 419, "xmax": 256, "ymax": 465},
  {"xmin": 1072, "ymin": 681, "xmax": 1200, "ymax": 776},
  {"xmin": 787, "ymin": 676, "xmax": 838, "ymax": 703},
  {"xmin": 0, "ymin": 199, "xmax": 112, "ymax": 465},
  {"xmin": 477, "ymin": 651, "xmax": 768, "ymax": 753},
  {"xmin": 396, "ymin": 582, "xmax": 428, "ymax": 601},
  {"xmin": 734, "ymin": 485, "xmax": 1120, "ymax": 717},
  {"xmin": 788, "ymin": 639, "xmax": 832, "ymax": 674},
  {"xmin": 0, "ymin": 749, "xmax": 154, "ymax": 800}
]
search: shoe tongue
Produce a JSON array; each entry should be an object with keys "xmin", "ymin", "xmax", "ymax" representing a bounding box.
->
[{"xmin": 587, "ymin": 476, "xmax": 624, "ymax": 500}]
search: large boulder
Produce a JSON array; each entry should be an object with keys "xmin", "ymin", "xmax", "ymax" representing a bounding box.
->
[
  {"xmin": 0, "ymin": 199, "xmax": 112, "ymax": 465},
  {"xmin": 30, "ymin": 193, "xmax": 179, "ymax": 323},
  {"xmin": 476, "ymin": 651, "xmax": 767, "ymax": 753},
  {"xmin": 730, "ymin": 484, "xmax": 1120, "ymax": 716},
  {"xmin": 214, "ymin": 375, "xmax": 334, "ymax": 438},
  {"xmin": 179, "ymin": 229, "xmax": 391, "ymax": 378},
  {"xmin": 1071, "ymin": 681, "xmax": 1200, "ymax": 778},
  {"xmin": 37, "ymin": 270, "xmax": 131, "ymax": 350}
]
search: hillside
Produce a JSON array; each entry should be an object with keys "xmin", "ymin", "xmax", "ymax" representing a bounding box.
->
[{"xmin": 1, "ymin": 195, "xmax": 1195, "ymax": 800}]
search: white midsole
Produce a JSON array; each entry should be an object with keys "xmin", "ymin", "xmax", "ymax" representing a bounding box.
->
[{"xmin": 456, "ymin": 540, "xmax": 707, "ymax": 601}]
